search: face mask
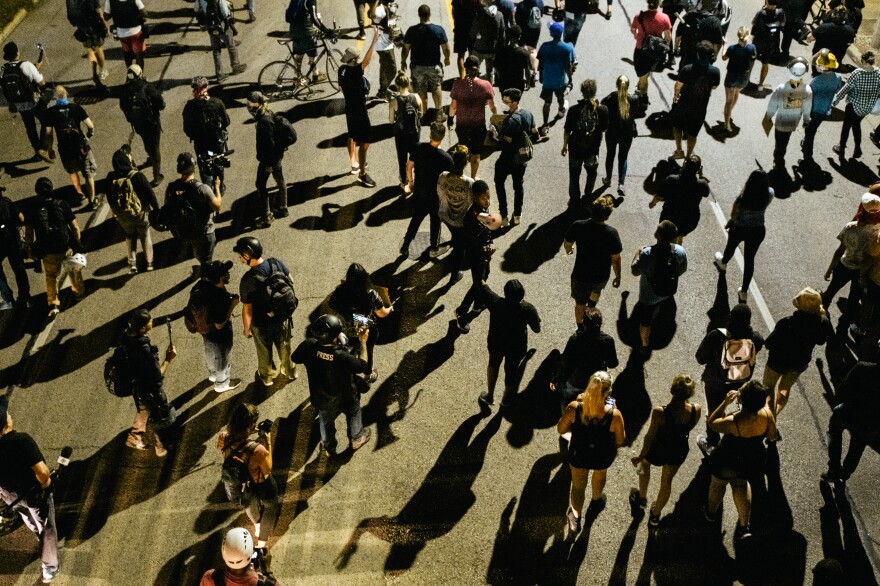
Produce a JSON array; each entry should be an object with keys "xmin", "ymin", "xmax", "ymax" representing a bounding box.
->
[
  {"xmin": 56, "ymin": 98, "xmax": 69, "ymax": 106},
  {"xmin": 247, "ymin": 105, "xmax": 261, "ymax": 118}
]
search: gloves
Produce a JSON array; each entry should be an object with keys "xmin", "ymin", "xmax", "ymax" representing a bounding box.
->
[{"xmin": 86, "ymin": 127, "xmax": 94, "ymax": 138}]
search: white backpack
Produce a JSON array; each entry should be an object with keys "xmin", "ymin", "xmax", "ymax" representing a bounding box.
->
[{"xmin": 719, "ymin": 328, "xmax": 756, "ymax": 384}]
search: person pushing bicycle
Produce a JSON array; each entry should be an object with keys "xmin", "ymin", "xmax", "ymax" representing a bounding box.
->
[{"xmin": 285, "ymin": 0, "xmax": 336, "ymax": 82}]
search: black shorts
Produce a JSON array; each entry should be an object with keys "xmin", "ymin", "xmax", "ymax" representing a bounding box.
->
[
  {"xmin": 753, "ymin": 41, "xmax": 776, "ymax": 64},
  {"xmin": 455, "ymin": 124, "xmax": 487, "ymax": 157},
  {"xmin": 453, "ymin": 28, "xmax": 471, "ymax": 54},
  {"xmin": 346, "ymin": 113, "xmax": 372, "ymax": 144},
  {"xmin": 670, "ymin": 103, "xmax": 705, "ymax": 137},
  {"xmin": 633, "ymin": 301, "xmax": 662, "ymax": 327}
]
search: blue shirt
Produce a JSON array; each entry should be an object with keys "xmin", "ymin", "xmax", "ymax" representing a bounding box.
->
[
  {"xmin": 810, "ymin": 72, "xmax": 844, "ymax": 116},
  {"xmin": 633, "ymin": 244, "xmax": 687, "ymax": 305},
  {"xmin": 537, "ymin": 39, "xmax": 575, "ymax": 90},
  {"xmin": 725, "ymin": 43, "xmax": 756, "ymax": 76}
]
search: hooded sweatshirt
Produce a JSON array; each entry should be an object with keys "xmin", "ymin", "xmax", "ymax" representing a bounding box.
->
[
  {"xmin": 108, "ymin": 150, "xmax": 160, "ymax": 212},
  {"xmin": 470, "ymin": 5, "xmax": 505, "ymax": 53},
  {"xmin": 766, "ymin": 79, "xmax": 812, "ymax": 132},
  {"xmin": 696, "ymin": 305, "xmax": 765, "ymax": 388}
]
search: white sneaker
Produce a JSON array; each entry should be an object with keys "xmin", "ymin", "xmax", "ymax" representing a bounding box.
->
[
  {"xmin": 99, "ymin": 68, "xmax": 109, "ymax": 81},
  {"xmin": 713, "ymin": 252, "xmax": 727, "ymax": 272},
  {"xmin": 501, "ymin": 216, "xmax": 510, "ymax": 228},
  {"xmin": 41, "ymin": 567, "xmax": 58, "ymax": 584},
  {"xmin": 738, "ymin": 288, "xmax": 748, "ymax": 303},
  {"xmin": 215, "ymin": 378, "xmax": 242, "ymax": 393}
]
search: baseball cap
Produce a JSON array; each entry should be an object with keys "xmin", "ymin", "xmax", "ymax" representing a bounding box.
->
[
  {"xmin": 202, "ymin": 260, "xmax": 234, "ymax": 282},
  {"xmin": 248, "ymin": 91, "xmax": 268, "ymax": 105},
  {"xmin": 342, "ymin": 47, "xmax": 360, "ymax": 64},
  {"xmin": 861, "ymin": 192, "xmax": 880, "ymax": 213},
  {"xmin": 548, "ymin": 21, "xmax": 564, "ymax": 38}
]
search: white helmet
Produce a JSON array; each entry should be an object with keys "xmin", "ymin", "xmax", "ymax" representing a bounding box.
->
[
  {"xmin": 62, "ymin": 253, "xmax": 87, "ymax": 272},
  {"xmin": 221, "ymin": 527, "xmax": 254, "ymax": 569}
]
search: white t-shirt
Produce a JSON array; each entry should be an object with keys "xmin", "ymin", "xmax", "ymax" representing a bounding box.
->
[
  {"xmin": 437, "ymin": 172, "xmax": 474, "ymax": 227},
  {"xmin": 373, "ymin": 4, "xmax": 394, "ymax": 52},
  {"xmin": 7, "ymin": 61, "xmax": 42, "ymax": 109},
  {"xmin": 103, "ymin": 0, "xmax": 145, "ymax": 38},
  {"xmin": 838, "ymin": 221, "xmax": 880, "ymax": 271}
]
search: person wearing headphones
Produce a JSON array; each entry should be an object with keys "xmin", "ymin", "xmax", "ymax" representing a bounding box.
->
[{"xmin": 199, "ymin": 527, "xmax": 282, "ymax": 585}]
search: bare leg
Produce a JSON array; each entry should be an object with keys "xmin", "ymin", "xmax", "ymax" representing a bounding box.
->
[
  {"xmin": 469, "ymin": 155, "xmax": 480, "ymax": 179},
  {"xmin": 418, "ymin": 91, "xmax": 429, "ymax": 115},
  {"xmin": 639, "ymin": 325, "xmax": 651, "ymax": 348},
  {"xmin": 432, "ymin": 88, "xmax": 443, "ymax": 112},
  {"xmin": 348, "ymin": 138, "xmax": 357, "ymax": 168},
  {"xmin": 569, "ymin": 466, "xmax": 589, "ymax": 517},
  {"xmin": 637, "ymin": 461, "xmax": 651, "ymax": 500},
  {"xmin": 591, "ymin": 468, "xmax": 608, "ymax": 500},
  {"xmin": 706, "ymin": 476, "xmax": 727, "ymax": 515},
  {"xmin": 542, "ymin": 101, "xmax": 551, "ymax": 128},
  {"xmin": 652, "ymin": 464, "xmax": 679, "ymax": 516},
  {"xmin": 637, "ymin": 74, "xmax": 649, "ymax": 96},
  {"xmin": 685, "ymin": 136, "xmax": 696, "ymax": 158},
  {"xmin": 673, "ymin": 128, "xmax": 683, "ymax": 153},
  {"xmin": 575, "ymin": 303, "xmax": 586, "ymax": 326},
  {"xmin": 759, "ymin": 63, "xmax": 769, "ymax": 86},
  {"xmin": 358, "ymin": 143, "xmax": 370, "ymax": 172},
  {"xmin": 729, "ymin": 479, "xmax": 751, "ymax": 526},
  {"xmin": 68, "ymin": 172, "xmax": 84, "ymax": 198}
]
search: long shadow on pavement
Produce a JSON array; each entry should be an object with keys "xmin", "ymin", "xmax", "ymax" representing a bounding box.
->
[
  {"xmin": 818, "ymin": 480, "xmax": 879, "ymax": 585},
  {"xmin": 504, "ymin": 350, "xmax": 560, "ymax": 448},
  {"xmin": 500, "ymin": 207, "xmax": 575, "ymax": 275}
]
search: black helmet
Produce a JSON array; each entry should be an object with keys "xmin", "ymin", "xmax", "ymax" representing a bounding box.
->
[
  {"xmin": 312, "ymin": 314, "xmax": 343, "ymax": 344},
  {"xmin": 35, "ymin": 177, "xmax": 53, "ymax": 198},
  {"xmin": 232, "ymin": 236, "xmax": 262, "ymax": 259},
  {"xmin": 176, "ymin": 152, "xmax": 196, "ymax": 175}
]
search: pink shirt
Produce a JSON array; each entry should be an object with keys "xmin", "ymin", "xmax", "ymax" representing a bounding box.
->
[
  {"xmin": 631, "ymin": 10, "xmax": 672, "ymax": 49},
  {"xmin": 200, "ymin": 569, "xmax": 284, "ymax": 586},
  {"xmin": 450, "ymin": 77, "xmax": 494, "ymax": 127}
]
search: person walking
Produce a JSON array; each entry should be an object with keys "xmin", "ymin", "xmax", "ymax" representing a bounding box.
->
[
  {"xmin": 246, "ymin": 91, "xmax": 290, "ymax": 228},
  {"xmin": 0, "ymin": 395, "xmax": 60, "ymax": 584},
  {"xmin": 292, "ymin": 314, "xmax": 373, "ymax": 456},
  {"xmin": 28, "ymin": 178, "xmax": 85, "ymax": 317},
  {"xmin": 451, "ymin": 0, "xmax": 482, "ymax": 77},
  {"xmin": 779, "ymin": 0, "xmax": 810, "ymax": 59},
  {"xmin": 370, "ymin": 0, "xmax": 399, "ymax": 101},
  {"xmin": 563, "ymin": 80, "xmax": 609, "ymax": 206},
  {"xmin": 1, "ymin": 42, "xmax": 51, "ymax": 162},
  {"xmin": 70, "ymin": 0, "xmax": 110, "ymax": 87},
  {"xmin": 750, "ymin": 0, "xmax": 785, "ymax": 88},
  {"xmin": 401, "ymin": 5, "xmax": 451, "ymax": 114},
  {"xmin": 630, "ymin": 0, "xmax": 672, "ymax": 99},
  {"xmin": 703, "ymin": 380, "xmax": 776, "ymax": 541},
  {"xmin": 329, "ymin": 262, "xmax": 394, "ymax": 383},
  {"xmin": 163, "ymin": 153, "xmax": 222, "ymax": 270},
  {"xmin": 285, "ymin": 0, "xmax": 336, "ymax": 82},
  {"xmin": 713, "ymin": 169, "xmax": 774, "ymax": 304},
  {"xmin": 352, "ymin": 0, "xmax": 369, "ymax": 39},
  {"xmin": 339, "ymin": 30, "xmax": 379, "ymax": 187},
  {"xmin": 631, "ymin": 220, "xmax": 687, "ymax": 356},
  {"xmin": 808, "ymin": 7, "xmax": 855, "ymax": 78},
  {"xmin": 822, "ymin": 358, "xmax": 880, "ymax": 485},
  {"xmin": 600, "ymin": 75, "xmax": 639, "ymax": 199},
  {"xmin": 558, "ymin": 372, "xmax": 625, "ymax": 534},
  {"xmin": 478, "ymin": 278, "xmax": 541, "ymax": 408},
  {"xmin": 550, "ymin": 307, "xmax": 619, "ymax": 407},
  {"xmin": 536, "ymin": 21, "xmax": 575, "ymax": 137},
  {"xmin": 630, "ymin": 374, "xmax": 701, "ymax": 528},
  {"xmin": 764, "ymin": 287, "xmax": 831, "ymax": 417},
  {"xmin": 513, "ymin": 0, "xmax": 543, "ymax": 75},
  {"xmin": 0, "ymin": 190, "xmax": 30, "ymax": 309},
  {"xmin": 119, "ymin": 308, "xmax": 178, "ymax": 457},
  {"xmin": 695, "ymin": 304, "xmax": 765, "ymax": 453},
  {"xmin": 438, "ymin": 145, "xmax": 475, "ymax": 284},
  {"xmin": 216, "ymin": 403, "xmax": 278, "ymax": 547},
  {"xmin": 449, "ymin": 55, "xmax": 497, "ymax": 178},
  {"xmin": 563, "ymin": 196, "xmax": 622, "ymax": 320},
  {"xmin": 186, "ymin": 260, "xmax": 241, "ymax": 393},
  {"xmin": 800, "ymin": 50, "xmax": 843, "ymax": 165},
  {"xmin": 195, "ymin": 0, "xmax": 247, "ymax": 83},
  {"xmin": 45, "ymin": 86, "xmax": 97, "ymax": 209},
  {"xmin": 721, "ymin": 27, "xmax": 756, "ymax": 133},
  {"xmin": 388, "ymin": 72, "xmax": 422, "ymax": 193},
  {"xmin": 106, "ymin": 145, "xmax": 158, "ymax": 273},
  {"xmin": 400, "ymin": 121, "xmax": 453, "ymax": 257},
  {"xmin": 495, "ymin": 25, "xmax": 534, "ymax": 93},
  {"xmin": 119, "ymin": 64, "xmax": 165, "ymax": 187},
  {"xmin": 234, "ymin": 236, "xmax": 298, "ymax": 388},
  {"xmin": 182, "ymin": 76, "xmax": 231, "ymax": 192},
  {"xmin": 103, "ymin": 0, "xmax": 147, "ymax": 70},
  {"xmin": 455, "ymin": 180, "xmax": 503, "ymax": 332},
  {"xmin": 469, "ymin": 0, "xmax": 506, "ymax": 84},
  {"xmin": 831, "ymin": 51, "xmax": 880, "ymax": 160},
  {"xmin": 674, "ymin": 1, "xmax": 723, "ymax": 70},
  {"xmin": 765, "ymin": 57, "xmax": 812, "ymax": 171},
  {"xmin": 670, "ymin": 41, "xmax": 720, "ymax": 159},
  {"xmin": 495, "ymin": 88, "xmax": 538, "ymax": 226},
  {"xmin": 554, "ymin": 0, "xmax": 610, "ymax": 49},
  {"xmin": 651, "ymin": 155, "xmax": 710, "ymax": 243},
  {"xmin": 199, "ymin": 527, "xmax": 285, "ymax": 586}
]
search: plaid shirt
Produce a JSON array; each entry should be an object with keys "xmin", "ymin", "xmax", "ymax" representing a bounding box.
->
[{"xmin": 833, "ymin": 67, "xmax": 880, "ymax": 117}]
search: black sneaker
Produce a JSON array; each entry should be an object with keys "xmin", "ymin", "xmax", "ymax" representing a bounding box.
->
[
  {"xmin": 150, "ymin": 174, "xmax": 164, "ymax": 188},
  {"xmin": 734, "ymin": 522, "xmax": 752, "ymax": 540},
  {"xmin": 358, "ymin": 173, "xmax": 377, "ymax": 188},
  {"xmin": 702, "ymin": 505, "xmax": 718, "ymax": 522}
]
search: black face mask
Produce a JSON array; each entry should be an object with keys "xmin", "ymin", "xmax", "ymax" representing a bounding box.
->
[{"xmin": 247, "ymin": 105, "xmax": 261, "ymax": 119}]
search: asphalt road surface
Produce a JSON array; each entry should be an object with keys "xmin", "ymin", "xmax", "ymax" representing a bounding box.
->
[{"xmin": 1, "ymin": 0, "xmax": 879, "ymax": 584}]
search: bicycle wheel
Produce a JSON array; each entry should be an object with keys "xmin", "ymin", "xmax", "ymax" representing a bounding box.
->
[
  {"xmin": 258, "ymin": 60, "xmax": 298, "ymax": 99},
  {"xmin": 325, "ymin": 48, "xmax": 344, "ymax": 91}
]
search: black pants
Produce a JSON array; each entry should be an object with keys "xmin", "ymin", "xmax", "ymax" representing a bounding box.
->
[
  {"xmin": 403, "ymin": 197, "xmax": 440, "ymax": 249},
  {"xmin": 0, "ymin": 246, "xmax": 30, "ymax": 303},
  {"xmin": 568, "ymin": 153, "xmax": 598, "ymax": 201},
  {"xmin": 489, "ymin": 347, "xmax": 527, "ymax": 400},
  {"xmin": 801, "ymin": 112, "xmax": 828, "ymax": 161},
  {"xmin": 780, "ymin": 20, "xmax": 803, "ymax": 56},
  {"xmin": 823, "ymin": 264, "xmax": 860, "ymax": 328},
  {"xmin": 605, "ymin": 132, "xmax": 633, "ymax": 184},
  {"xmin": 457, "ymin": 248, "xmax": 489, "ymax": 316},
  {"xmin": 394, "ymin": 132, "xmax": 418, "ymax": 185},
  {"xmin": 773, "ymin": 129, "xmax": 792, "ymax": 168},
  {"xmin": 256, "ymin": 160, "xmax": 287, "ymax": 217},
  {"xmin": 721, "ymin": 224, "xmax": 766, "ymax": 291},
  {"xmin": 827, "ymin": 404, "xmax": 874, "ymax": 479},
  {"xmin": 448, "ymin": 225, "xmax": 466, "ymax": 275},
  {"xmin": 495, "ymin": 156, "xmax": 526, "ymax": 218},
  {"xmin": 20, "ymin": 107, "xmax": 47, "ymax": 153},
  {"xmin": 137, "ymin": 125, "xmax": 162, "ymax": 179},
  {"xmin": 839, "ymin": 103, "xmax": 865, "ymax": 155}
]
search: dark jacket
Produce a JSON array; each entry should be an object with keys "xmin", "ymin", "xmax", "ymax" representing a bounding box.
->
[
  {"xmin": 109, "ymin": 149, "xmax": 160, "ymax": 211},
  {"xmin": 255, "ymin": 110, "xmax": 281, "ymax": 165},
  {"xmin": 696, "ymin": 327, "xmax": 765, "ymax": 389},
  {"xmin": 182, "ymin": 97, "xmax": 230, "ymax": 152},
  {"xmin": 765, "ymin": 311, "xmax": 832, "ymax": 373},
  {"xmin": 470, "ymin": 5, "xmax": 505, "ymax": 54},
  {"xmin": 120, "ymin": 77, "xmax": 165, "ymax": 131},
  {"xmin": 118, "ymin": 330, "xmax": 164, "ymax": 397},
  {"xmin": 553, "ymin": 329, "xmax": 619, "ymax": 389}
]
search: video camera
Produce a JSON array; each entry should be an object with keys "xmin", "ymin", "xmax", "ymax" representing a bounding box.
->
[
  {"xmin": 252, "ymin": 545, "xmax": 273, "ymax": 576},
  {"xmin": 257, "ymin": 418, "xmax": 272, "ymax": 435},
  {"xmin": 352, "ymin": 313, "xmax": 375, "ymax": 335},
  {"xmin": 199, "ymin": 149, "xmax": 234, "ymax": 170}
]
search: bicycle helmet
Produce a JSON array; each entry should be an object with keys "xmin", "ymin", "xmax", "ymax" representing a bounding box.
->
[
  {"xmin": 62, "ymin": 253, "xmax": 87, "ymax": 272},
  {"xmin": 221, "ymin": 528, "xmax": 254, "ymax": 570},
  {"xmin": 35, "ymin": 177, "xmax": 54, "ymax": 198},
  {"xmin": 232, "ymin": 236, "xmax": 263, "ymax": 259},
  {"xmin": 176, "ymin": 152, "xmax": 196, "ymax": 175},
  {"xmin": 312, "ymin": 314, "xmax": 343, "ymax": 345}
]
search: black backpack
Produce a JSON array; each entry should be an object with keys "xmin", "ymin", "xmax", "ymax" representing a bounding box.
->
[
  {"xmin": 109, "ymin": 0, "xmax": 144, "ymax": 28},
  {"xmin": 35, "ymin": 200, "xmax": 72, "ymax": 252},
  {"xmin": 644, "ymin": 156, "xmax": 681, "ymax": 195},
  {"xmin": 1, "ymin": 62, "xmax": 36, "ymax": 105},
  {"xmin": 648, "ymin": 244, "xmax": 679, "ymax": 297},
  {"xmin": 196, "ymin": 0, "xmax": 224, "ymax": 32},
  {"xmin": 121, "ymin": 84, "xmax": 154, "ymax": 127},
  {"xmin": 393, "ymin": 95, "xmax": 420, "ymax": 135},
  {"xmin": 196, "ymin": 100, "xmax": 228, "ymax": 148},
  {"xmin": 256, "ymin": 259, "xmax": 298, "ymax": 321},
  {"xmin": 104, "ymin": 345, "xmax": 136, "ymax": 397},
  {"xmin": 638, "ymin": 13, "xmax": 670, "ymax": 68},
  {"xmin": 220, "ymin": 439, "xmax": 259, "ymax": 492},
  {"xmin": 163, "ymin": 180, "xmax": 208, "ymax": 240},
  {"xmin": 55, "ymin": 104, "xmax": 89, "ymax": 160},
  {"xmin": 274, "ymin": 113, "xmax": 298, "ymax": 151},
  {"xmin": 569, "ymin": 101, "xmax": 599, "ymax": 150}
]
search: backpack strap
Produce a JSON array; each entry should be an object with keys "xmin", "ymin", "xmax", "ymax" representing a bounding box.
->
[{"xmin": 258, "ymin": 574, "xmax": 278, "ymax": 586}]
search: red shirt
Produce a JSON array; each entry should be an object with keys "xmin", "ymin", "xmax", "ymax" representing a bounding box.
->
[
  {"xmin": 450, "ymin": 77, "xmax": 494, "ymax": 127},
  {"xmin": 199, "ymin": 568, "xmax": 284, "ymax": 586},
  {"xmin": 631, "ymin": 10, "xmax": 672, "ymax": 49}
]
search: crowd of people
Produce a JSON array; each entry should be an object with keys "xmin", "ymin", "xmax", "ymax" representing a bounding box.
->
[{"xmin": 1, "ymin": 0, "xmax": 879, "ymax": 583}]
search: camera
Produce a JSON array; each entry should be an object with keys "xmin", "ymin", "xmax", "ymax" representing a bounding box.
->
[
  {"xmin": 200, "ymin": 149, "xmax": 234, "ymax": 169},
  {"xmin": 257, "ymin": 419, "xmax": 272, "ymax": 434},
  {"xmin": 352, "ymin": 313, "xmax": 375, "ymax": 334}
]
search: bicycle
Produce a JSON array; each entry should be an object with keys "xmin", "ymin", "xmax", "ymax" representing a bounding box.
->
[{"xmin": 258, "ymin": 30, "xmax": 344, "ymax": 101}]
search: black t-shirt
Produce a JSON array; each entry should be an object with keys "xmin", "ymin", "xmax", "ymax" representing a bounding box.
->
[
  {"xmin": 403, "ymin": 23, "xmax": 448, "ymax": 66},
  {"xmin": 47, "ymin": 102, "xmax": 90, "ymax": 160},
  {"xmin": 462, "ymin": 204, "xmax": 492, "ymax": 250},
  {"xmin": 658, "ymin": 174, "xmax": 710, "ymax": 236},
  {"xmin": 813, "ymin": 22, "xmax": 856, "ymax": 59},
  {"xmin": 765, "ymin": 311, "xmax": 832, "ymax": 372},
  {"xmin": 677, "ymin": 62, "xmax": 721, "ymax": 114},
  {"xmin": 600, "ymin": 92, "xmax": 638, "ymax": 138},
  {"xmin": 564, "ymin": 220, "xmax": 623, "ymax": 284},
  {"xmin": 291, "ymin": 338, "xmax": 369, "ymax": 409},
  {"xmin": 564, "ymin": 100, "xmax": 610, "ymax": 159},
  {"xmin": 840, "ymin": 362, "xmax": 880, "ymax": 430},
  {"xmin": 339, "ymin": 64, "xmax": 369, "ymax": 120},
  {"xmin": 182, "ymin": 97, "xmax": 229, "ymax": 151},
  {"xmin": 199, "ymin": 281, "xmax": 234, "ymax": 344},
  {"xmin": 495, "ymin": 44, "xmax": 531, "ymax": 92},
  {"xmin": 412, "ymin": 142, "xmax": 453, "ymax": 201},
  {"xmin": 752, "ymin": 8, "xmax": 786, "ymax": 46},
  {"xmin": 554, "ymin": 330, "xmax": 619, "ymax": 389},
  {"xmin": 329, "ymin": 283, "xmax": 384, "ymax": 321},
  {"xmin": 0, "ymin": 196, "xmax": 22, "ymax": 248},
  {"xmin": 484, "ymin": 286, "xmax": 541, "ymax": 354},
  {"xmin": 0, "ymin": 431, "xmax": 44, "ymax": 494},
  {"xmin": 239, "ymin": 258, "xmax": 290, "ymax": 327}
]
